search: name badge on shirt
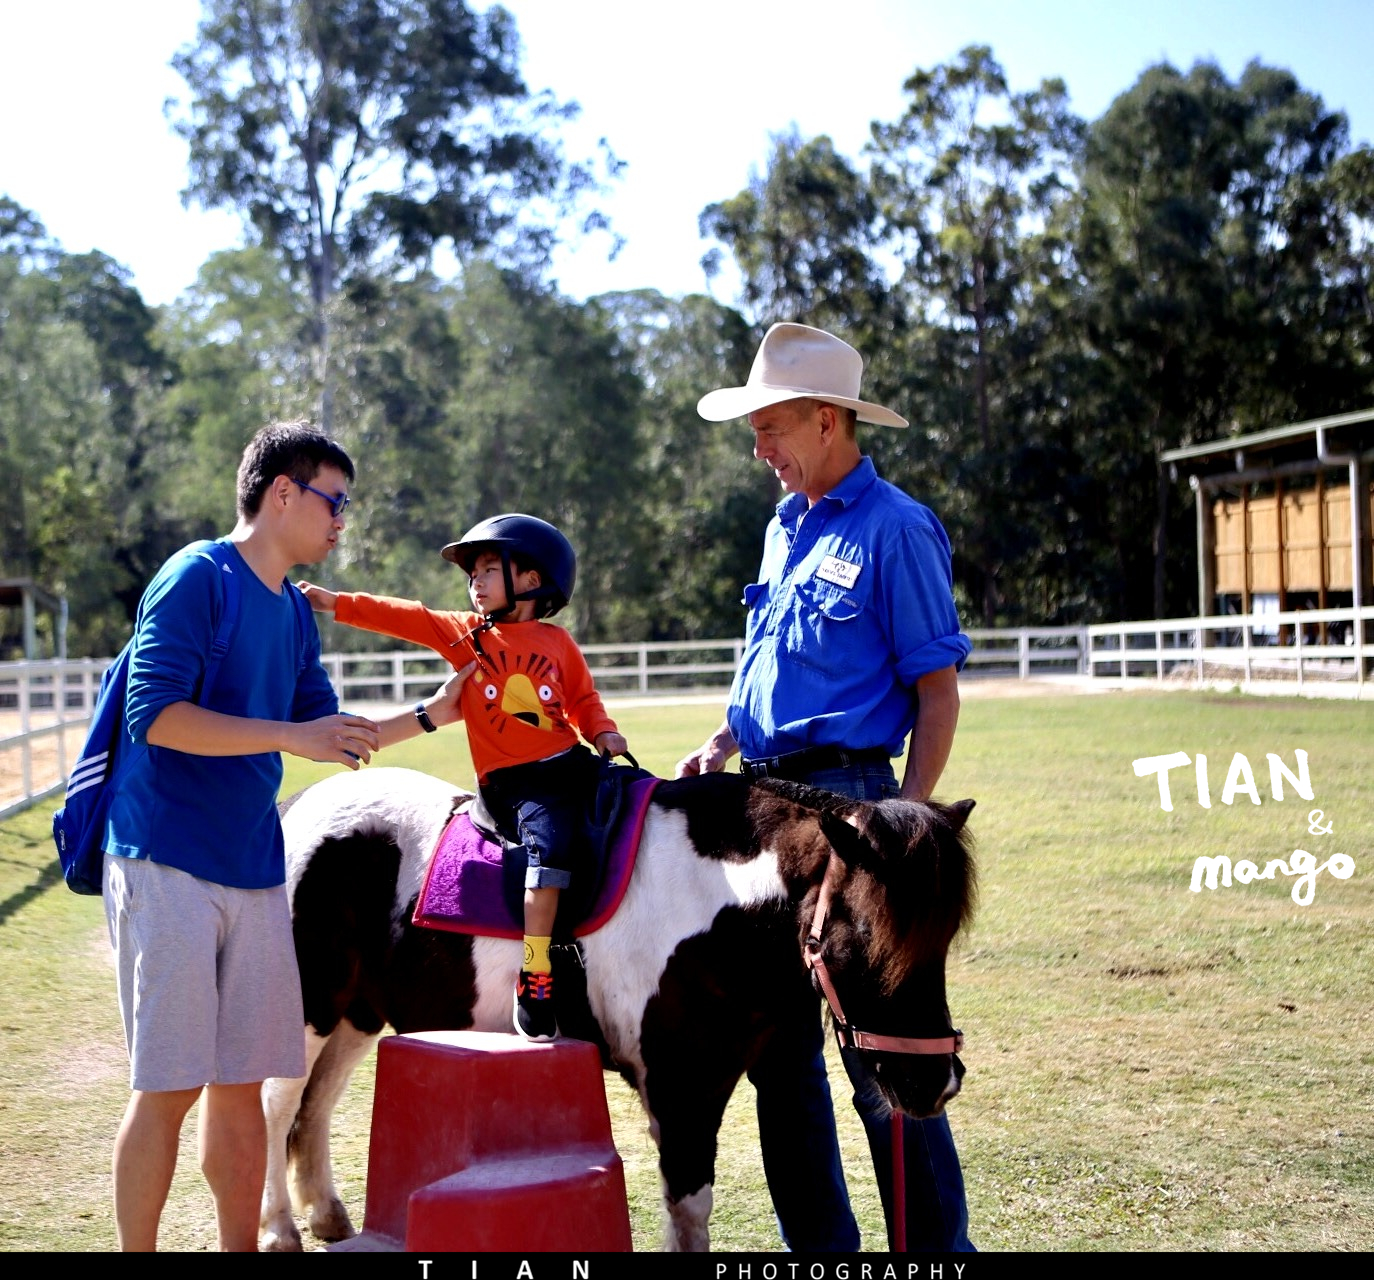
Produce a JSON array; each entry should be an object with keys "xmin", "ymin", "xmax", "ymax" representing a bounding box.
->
[{"xmin": 815, "ymin": 555, "xmax": 861, "ymax": 589}]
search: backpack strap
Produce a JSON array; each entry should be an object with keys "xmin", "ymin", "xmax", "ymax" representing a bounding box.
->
[
  {"xmin": 285, "ymin": 573, "xmax": 316, "ymax": 675},
  {"xmin": 191, "ymin": 541, "xmax": 243, "ymax": 706},
  {"xmin": 193, "ymin": 539, "xmax": 317, "ymax": 693}
]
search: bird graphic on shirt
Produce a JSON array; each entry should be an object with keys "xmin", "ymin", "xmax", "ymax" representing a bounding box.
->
[{"xmin": 471, "ymin": 651, "xmax": 561, "ymax": 733}]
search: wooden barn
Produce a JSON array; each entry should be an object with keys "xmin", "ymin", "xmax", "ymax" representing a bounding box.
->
[{"xmin": 1162, "ymin": 409, "xmax": 1374, "ymax": 640}]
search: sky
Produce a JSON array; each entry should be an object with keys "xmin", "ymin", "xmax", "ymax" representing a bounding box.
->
[{"xmin": 3, "ymin": 0, "xmax": 1373, "ymax": 309}]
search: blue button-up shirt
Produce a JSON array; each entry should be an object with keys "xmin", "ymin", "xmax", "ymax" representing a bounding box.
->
[{"xmin": 726, "ymin": 457, "xmax": 971, "ymax": 761}]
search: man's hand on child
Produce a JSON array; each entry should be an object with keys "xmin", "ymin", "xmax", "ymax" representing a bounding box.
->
[
  {"xmin": 297, "ymin": 581, "xmax": 338, "ymax": 613},
  {"xmin": 595, "ymin": 731, "xmax": 629, "ymax": 759},
  {"xmin": 423, "ymin": 663, "xmax": 476, "ymax": 729}
]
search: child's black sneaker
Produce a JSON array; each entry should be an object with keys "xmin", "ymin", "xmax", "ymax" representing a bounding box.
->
[{"xmin": 513, "ymin": 970, "xmax": 558, "ymax": 1041}]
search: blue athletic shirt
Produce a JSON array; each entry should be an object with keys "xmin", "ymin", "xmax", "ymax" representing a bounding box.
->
[
  {"xmin": 105, "ymin": 539, "xmax": 338, "ymax": 889},
  {"xmin": 726, "ymin": 457, "xmax": 972, "ymax": 761}
]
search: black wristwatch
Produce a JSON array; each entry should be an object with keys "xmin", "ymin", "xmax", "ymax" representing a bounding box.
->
[{"xmin": 414, "ymin": 702, "xmax": 437, "ymax": 733}]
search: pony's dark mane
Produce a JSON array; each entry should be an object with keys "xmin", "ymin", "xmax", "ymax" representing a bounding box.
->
[
  {"xmin": 854, "ymin": 798, "xmax": 977, "ymax": 984},
  {"xmin": 752, "ymin": 779, "xmax": 977, "ymax": 991}
]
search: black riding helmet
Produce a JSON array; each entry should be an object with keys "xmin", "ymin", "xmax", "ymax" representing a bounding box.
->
[{"xmin": 441, "ymin": 513, "xmax": 577, "ymax": 620}]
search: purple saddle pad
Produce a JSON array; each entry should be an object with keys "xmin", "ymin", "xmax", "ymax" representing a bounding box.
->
[{"xmin": 412, "ymin": 775, "xmax": 659, "ymax": 939}]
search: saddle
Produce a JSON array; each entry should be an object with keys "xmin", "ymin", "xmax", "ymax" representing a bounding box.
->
[{"xmin": 412, "ymin": 756, "xmax": 659, "ymax": 941}]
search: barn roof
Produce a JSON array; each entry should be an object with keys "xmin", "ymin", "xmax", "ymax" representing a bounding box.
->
[{"xmin": 1161, "ymin": 408, "xmax": 1374, "ymax": 478}]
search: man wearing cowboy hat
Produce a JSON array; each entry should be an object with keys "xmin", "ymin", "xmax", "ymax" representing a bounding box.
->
[{"xmin": 677, "ymin": 322, "xmax": 973, "ymax": 1252}]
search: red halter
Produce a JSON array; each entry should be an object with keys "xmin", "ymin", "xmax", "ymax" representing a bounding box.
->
[{"xmin": 803, "ymin": 852, "xmax": 964, "ymax": 1057}]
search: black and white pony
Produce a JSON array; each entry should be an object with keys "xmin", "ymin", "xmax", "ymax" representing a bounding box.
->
[{"xmin": 260, "ymin": 765, "xmax": 976, "ymax": 1252}]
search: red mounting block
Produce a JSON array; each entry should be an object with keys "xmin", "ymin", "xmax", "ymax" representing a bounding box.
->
[{"xmin": 337, "ymin": 1030, "xmax": 633, "ymax": 1253}]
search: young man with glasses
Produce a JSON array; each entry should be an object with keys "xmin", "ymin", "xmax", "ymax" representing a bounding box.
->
[{"xmin": 101, "ymin": 420, "xmax": 467, "ymax": 1251}]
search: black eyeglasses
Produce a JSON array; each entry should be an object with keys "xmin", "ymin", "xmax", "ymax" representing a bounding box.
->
[{"xmin": 292, "ymin": 478, "xmax": 351, "ymax": 518}]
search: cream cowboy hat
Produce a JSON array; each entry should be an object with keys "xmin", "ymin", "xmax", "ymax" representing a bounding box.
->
[{"xmin": 696, "ymin": 322, "xmax": 908, "ymax": 428}]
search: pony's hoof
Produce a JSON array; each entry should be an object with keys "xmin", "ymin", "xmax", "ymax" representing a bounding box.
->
[
  {"xmin": 309, "ymin": 1198, "xmax": 356, "ymax": 1243},
  {"xmin": 260, "ymin": 1220, "xmax": 305, "ymax": 1252}
]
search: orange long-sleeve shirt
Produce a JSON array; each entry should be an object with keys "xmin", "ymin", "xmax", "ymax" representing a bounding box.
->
[{"xmin": 335, "ymin": 593, "xmax": 619, "ymax": 782}]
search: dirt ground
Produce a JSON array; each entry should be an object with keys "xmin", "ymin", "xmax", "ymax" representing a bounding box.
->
[{"xmin": 0, "ymin": 711, "xmax": 73, "ymax": 808}]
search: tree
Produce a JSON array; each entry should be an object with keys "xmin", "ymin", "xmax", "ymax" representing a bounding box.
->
[
  {"xmin": 444, "ymin": 265, "xmax": 643, "ymax": 642},
  {"xmin": 326, "ymin": 269, "xmax": 467, "ymax": 599},
  {"xmin": 698, "ymin": 49, "xmax": 1087, "ymax": 626},
  {"xmin": 169, "ymin": 0, "xmax": 619, "ymax": 427},
  {"xmin": 156, "ymin": 246, "xmax": 319, "ymax": 536},
  {"xmin": 699, "ymin": 130, "xmax": 890, "ymax": 336},
  {"xmin": 866, "ymin": 45, "xmax": 1084, "ymax": 625},
  {"xmin": 0, "ymin": 203, "xmax": 143, "ymax": 654},
  {"xmin": 593, "ymin": 290, "xmax": 772, "ymax": 640},
  {"xmin": 1074, "ymin": 59, "xmax": 1370, "ymax": 616}
]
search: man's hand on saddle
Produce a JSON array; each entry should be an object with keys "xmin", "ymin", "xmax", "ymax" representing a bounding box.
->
[
  {"xmin": 674, "ymin": 721, "xmax": 739, "ymax": 778},
  {"xmin": 595, "ymin": 730, "xmax": 629, "ymax": 760}
]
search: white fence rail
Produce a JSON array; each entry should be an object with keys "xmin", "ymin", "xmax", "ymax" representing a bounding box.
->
[
  {"xmin": 316, "ymin": 638, "xmax": 749, "ymax": 707},
  {"xmin": 963, "ymin": 626, "xmax": 1086, "ymax": 678},
  {"xmin": 1084, "ymin": 606, "xmax": 1373, "ymax": 692},
  {"xmin": 4, "ymin": 613, "xmax": 1370, "ymax": 820},
  {"xmin": 0, "ymin": 658, "xmax": 109, "ymax": 821}
]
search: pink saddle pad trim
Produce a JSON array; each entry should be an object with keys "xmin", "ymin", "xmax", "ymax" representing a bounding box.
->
[{"xmin": 412, "ymin": 775, "xmax": 660, "ymax": 939}]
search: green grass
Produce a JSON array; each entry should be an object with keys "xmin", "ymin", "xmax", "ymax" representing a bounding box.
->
[{"xmin": 2, "ymin": 690, "xmax": 1370, "ymax": 1251}]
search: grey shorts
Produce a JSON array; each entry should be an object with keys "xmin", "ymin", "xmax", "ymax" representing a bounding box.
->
[{"xmin": 104, "ymin": 855, "xmax": 306, "ymax": 1093}]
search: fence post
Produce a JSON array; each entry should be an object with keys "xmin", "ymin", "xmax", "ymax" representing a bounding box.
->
[
  {"xmin": 54, "ymin": 665, "xmax": 70, "ymax": 782},
  {"xmin": 1359, "ymin": 607, "xmax": 1368, "ymax": 692},
  {"xmin": 18, "ymin": 664, "xmax": 33, "ymax": 798}
]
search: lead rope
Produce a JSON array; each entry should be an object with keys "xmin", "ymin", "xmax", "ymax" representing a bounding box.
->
[
  {"xmin": 892, "ymin": 1114, "xmax": 907, "ymax": 1251},
  {"xmin": 809, "ymin": 850, "xmax": 953, "ymax": 1253}
]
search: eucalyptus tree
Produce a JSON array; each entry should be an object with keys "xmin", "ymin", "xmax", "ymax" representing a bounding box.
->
[
  {"xmin": 696, "ymin": 49, "xmax": 1087, "ymax": 626},
  {"xmin": 593, "ymin": 289, "xmax": 772, "ymax": 640},
  {"xmin": 156, "ymin": 246, "xmax": 318, "ymax": 536},
  {"xmin": 0, "ymin": 202, "xmax": 149, "ymax": 653},
  {"xmin": 1221, "ymin": 63, "xmax": 1372, "ymax": 424},
  {"xmin": 1075, "ymin": 59, "xmax": 1369, "ymax": 616},
  {"xmin": 699, "ymin": 130, "xmax": 891, "ymax": 339},
  {"xmin": 168, "ymin": 0, "xmax": 619, "ymax": 428},
  {"xmin": 866, "ymin": 45, "xmax": 1084, "ymax": 625},
  {"xmin": 445, "ymin": 263, "xmax": 643, "ymax": 643},
  {"xmin": 327, "ymin": 269, "xmax": 467, "ymax": 601},
  {"xmin": 1326, "ymin": 144, "xmax": 1374, "ymax": 369}
]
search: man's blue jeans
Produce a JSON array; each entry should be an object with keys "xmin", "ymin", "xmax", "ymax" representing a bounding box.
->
[{"xmin": 748, "ymin": 760, "xmax": 974, "ymax": 1252}]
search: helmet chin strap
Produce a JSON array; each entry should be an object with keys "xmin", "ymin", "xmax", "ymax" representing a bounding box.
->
[{"xmin": 481, "ymin": 550, "xmax": 540, "ymax": 622}]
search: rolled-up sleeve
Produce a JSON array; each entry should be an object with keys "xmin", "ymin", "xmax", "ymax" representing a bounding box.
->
[{"xmin": 888, "ymin": 519, "xmax": 972, "ymax": 685}]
